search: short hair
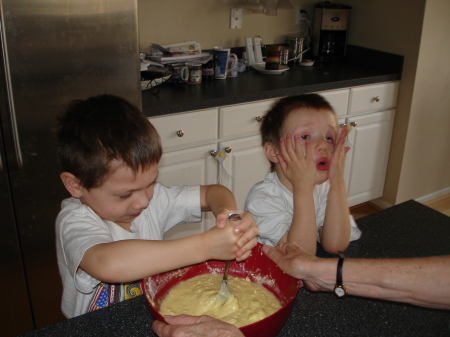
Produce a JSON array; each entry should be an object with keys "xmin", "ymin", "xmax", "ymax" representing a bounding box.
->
[
  {"xmin": 56, "ymin": 94, "xmax": 162, "ymax": 189},
  {"xmin": 260, "ymin": 93, "xmax": 336, "ymax": 171}
]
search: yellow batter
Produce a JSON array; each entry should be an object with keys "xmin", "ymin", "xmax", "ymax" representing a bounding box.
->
[{"xmin": 159, "ymin": 273, "xmax": 281, "ymax": 327}]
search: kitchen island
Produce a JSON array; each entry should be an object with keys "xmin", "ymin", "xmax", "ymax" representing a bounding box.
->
[
  {"xmin": 141, "ymin": 45, "xmax": 403, "ymax": 117},
  {"xmin": 20, "ymin": 200, "xmax": 450, "ymax": 337}
]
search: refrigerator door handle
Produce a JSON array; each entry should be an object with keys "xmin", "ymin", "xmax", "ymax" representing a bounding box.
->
[{"xmin": 0, "ymin": 22, "xmax": 22, "ymax": 170}]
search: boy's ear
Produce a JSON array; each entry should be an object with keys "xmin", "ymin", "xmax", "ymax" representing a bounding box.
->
[
  {"xmin": 264, "ymin": 142, "xmax": 279, "ymax": 164},
  {"xmin": 60, "ymin": 172, "xmax": 83, "ymax": 198}
]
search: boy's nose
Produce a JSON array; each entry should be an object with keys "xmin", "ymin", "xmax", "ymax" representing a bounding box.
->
[
  {"xmin": 133, "ymin": 191, "xmax": 150, "ymax": 209},
  {"xmin": 315, "ymin": 139, "xmax": 330, "ymax": 153}
]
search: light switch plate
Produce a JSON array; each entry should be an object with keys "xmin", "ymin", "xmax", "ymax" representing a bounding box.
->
[{"xmin": 230, "ymin": 8, "xmax": 242, "ymax": 29}]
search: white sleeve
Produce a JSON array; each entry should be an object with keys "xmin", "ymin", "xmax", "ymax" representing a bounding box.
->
[
  {"xmin": 150, "ymin": 184, "xmax": 202, "ymax": 233},
  {"xmin": 245, "ymin": 186, "xmax": 291, "ymax": 247},
  {"xmin": 57, "ymin": 208, "xmax": 112, "ymax": 293}
]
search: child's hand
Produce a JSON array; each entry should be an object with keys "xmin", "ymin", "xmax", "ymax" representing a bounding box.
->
[
  {"xmin": 328, "ymin": 126, "xmax": 350, "ymax": 183},
  {"xmin": 204, "ymin": 222, "xmax": 241, "ymax": 261},
  {"xmin": 215, "ymin": 210, "xmax": 258, "ymax": 262},
  {"xmin": 277, "ymin": 134, "xmax": 316, "ymax": 189}
]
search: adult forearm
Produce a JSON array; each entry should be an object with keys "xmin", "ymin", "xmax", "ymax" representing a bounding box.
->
[{"xmin": 311, "ymin": 256, "xmax": 450, "ymax": 309}]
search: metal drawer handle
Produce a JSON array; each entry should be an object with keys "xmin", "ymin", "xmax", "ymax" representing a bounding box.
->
[
  {"xmin": 210, "ymin": 150, "xmax": 218, "ymax": 157},
  {"xmin": 374, "ymin": 96, "xmax": 380, "ymax": 102},
  {"xmin": 255, "ymin": 116, "xmax": 263, "ymax": 122},
  {"xmin": 340, "ymin": 123, "xmax": 347, "ymax": 128},
  {"xmin": 350, "ymin": 121, "xmax": 357, "ymax": 127},
  {"xmin": 176, "ymin": 130, "xmax": 184, "ymax": 137},
  {"xmin": 225, "ymin": 147, "xmax": 232, "ymax": 153}
]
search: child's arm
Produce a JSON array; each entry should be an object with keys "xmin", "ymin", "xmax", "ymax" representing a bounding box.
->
[
  {"xmin": 276, "ymin": 134, "xmax": 317, "ymax": 255},
  {"xmin": 80, "ymin": 221, "xmax": 243, "ymax": 283},
  {"xmin": 321, "ymin": 126, "xmax": 351, "ymax": 253},
  {"xmin": 200, "ymin": 184, "xmax": 258, "ymax": 261}
]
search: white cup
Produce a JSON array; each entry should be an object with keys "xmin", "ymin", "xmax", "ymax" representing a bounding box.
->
[{"xmin": 213, "ymin": 47, "xmax": 237, "ymax": 80}]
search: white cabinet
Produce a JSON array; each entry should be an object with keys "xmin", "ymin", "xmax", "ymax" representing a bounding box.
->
[
  {"xmin": 218, "ymin": 100, "xmax": 275, "ymax": 210},
  {"xmin": 345, "ymin": 110, "xmax": 395, "ymax": 206},
  {"xmin": 157, "ymin": 144, "xmax": 218, "ymax": 239},
  {"xmin": 349, "ymin": 82, "xmax": 399, "ymax": 115},
  {"xmin": 149, "ymin": 109, "xmax": 219, "ymax": 239},
  {"xmin": 149, "ymin": 81, "xmax": 399, "ymax": 237},
  {"xmin": 219, "ymin": 135, "xmax": 269, "ymax": 210}
]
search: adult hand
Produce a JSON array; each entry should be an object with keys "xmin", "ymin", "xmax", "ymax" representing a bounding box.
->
[
  {"xmin": 152, "ymin": 315, "xmax": 244, "ymax": 337},
  {"xmin": 262, "ymin": 243, "xmax": 332, "ymax": 292}
]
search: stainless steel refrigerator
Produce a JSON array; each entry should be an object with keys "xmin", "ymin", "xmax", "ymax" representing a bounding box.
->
[{"xmin": 0, "ymin": 1, "xmax": 141, "ymax": 335}]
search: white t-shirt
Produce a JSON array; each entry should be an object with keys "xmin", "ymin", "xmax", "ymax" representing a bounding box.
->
[
  {"xmin": 55, "ymin": 183, "xmax": 201, "ymax": 318},
  {"xmin": 244, "ymin": 171, "xmax": 361, "ymax": 246}
]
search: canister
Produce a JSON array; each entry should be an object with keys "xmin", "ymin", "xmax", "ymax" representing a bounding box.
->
[{"xmin": 286, "ymin": 36, "xmax": 305, "ymax": 62}]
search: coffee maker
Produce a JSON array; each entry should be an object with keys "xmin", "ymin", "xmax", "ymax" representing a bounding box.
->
[{"xmin": 312, "ymin": 1, "xmax": 351, "ymax": 62}]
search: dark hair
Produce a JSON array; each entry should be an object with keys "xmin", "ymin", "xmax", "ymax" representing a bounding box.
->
[
  {"xmin": 261, "ymin": 93, "xmax": 336, "ymax": 171},
  {"xmin": 56, "ymin": 94, "xmax": 162, "ymax": 189}
]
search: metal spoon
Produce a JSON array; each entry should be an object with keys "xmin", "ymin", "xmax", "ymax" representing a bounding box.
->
[{"xmin": 216, "ymin": 212, "xmax": 242, "ymax": 305}]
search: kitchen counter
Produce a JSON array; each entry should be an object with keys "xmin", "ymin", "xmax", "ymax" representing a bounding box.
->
[
  {"xmin": 142, "ymin": 45, "xmax": 404, "ymax": 117},
  {"xmin": 20, "ymin": 200, "xmax": 450, "ymax": 337}
]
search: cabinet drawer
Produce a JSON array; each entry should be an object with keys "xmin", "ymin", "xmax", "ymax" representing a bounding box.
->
[
  {"xmin": 149, "ymin": 109, "xmax": 218, "ymax": 150},
  {"xmin": 316, "ymin": 89, "xmax": 349, "ymax": 117},
  {"xmin": 349, "ymin": 82, "xmax": 399, "ymax": 115},
  {"xmin": 219, "ymin": 99, "xmax": 276, "ymax": 139}
]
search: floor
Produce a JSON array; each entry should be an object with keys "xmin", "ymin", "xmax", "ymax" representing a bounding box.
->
[{"xmin": 350, "ymin": 193, "xmax": 450, "ymax": 220}]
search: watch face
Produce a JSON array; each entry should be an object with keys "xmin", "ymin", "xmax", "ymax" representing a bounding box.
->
[{"xmin": 335, "ymin": 286, "xmax": 346, "ymax": 297}]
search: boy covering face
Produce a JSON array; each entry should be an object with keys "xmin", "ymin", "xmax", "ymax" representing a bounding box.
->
[
  {"xmin": 55, "ymin": 94, "xmax": 258, "ymax": 318},
  {"xmin": 245, "ymin": 94, "xmax": 360, "ymax": 255}
]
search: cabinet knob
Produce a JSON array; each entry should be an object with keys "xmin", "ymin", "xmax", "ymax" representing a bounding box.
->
[
  {"xmin": 373, "ymin": 96, "xmax": 380, "ymax": 102},
  {"xmin": 210, "ymin": 150, "xmax": 218, "ymax": 157},
  {"xmin": 225, "ymin": 147, "xmax": 232, "ymax": 153},
  {"xmin": 350, "ymin": 121, "xmax": 357, "ymax": 127},
  {"xmin": 255, "ymin": 116, "xmax": 263, "ymax": 122},
  {"xmin": 340, "ymin": 123, "xmax": 347, "ymax": 128},
  {"xmin": 176, "ymin": 130, "xmax": 184, "ymax": 137}
]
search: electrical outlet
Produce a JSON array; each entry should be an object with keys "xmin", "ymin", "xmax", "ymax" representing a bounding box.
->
[
  {"xmin": 295, "ymin": 6, "xmax": 302, "ymax": 25},
  {"xmin": 230, "ymin": 8, "xmax": 242, "ymax": 29}
]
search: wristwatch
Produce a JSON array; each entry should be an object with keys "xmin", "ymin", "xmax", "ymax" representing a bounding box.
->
[{"xmin": 334, "ymin": 252, "xmax": 347, "ymax": 298}]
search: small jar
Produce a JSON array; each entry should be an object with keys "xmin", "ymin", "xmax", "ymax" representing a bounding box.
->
[{"xmin": 265, "ymin": 45, "xmax": 282, "ymax": 70}]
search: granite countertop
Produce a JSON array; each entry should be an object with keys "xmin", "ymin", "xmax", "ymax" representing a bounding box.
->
[
  {"xmin": 21, "ymin": 200, "xmax": 450, "ymax": 337},
  {"xmin": 141, "ymin": 45, "xmax": 404, "ymax": 118}
]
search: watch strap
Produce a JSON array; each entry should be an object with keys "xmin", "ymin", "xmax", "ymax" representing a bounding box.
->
[
  {"xmin": 334, "ymin": 251, "xmax": 346, "ymax": 297},
  {"xmin": 336, "ymin": 255, "xmax": 344, "ymax": 286}
]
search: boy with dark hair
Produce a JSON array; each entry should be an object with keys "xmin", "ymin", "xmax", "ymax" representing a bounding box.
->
[
  {"xmin": 56, "ymin": 94, "xmax": 258, "ymax": 318},
  {"xmin": 245, "ymin": 94, "xmax": 360, "ymax": 255}
]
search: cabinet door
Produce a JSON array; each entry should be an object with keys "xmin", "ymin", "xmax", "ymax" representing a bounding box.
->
[
  {"xmin": 219, "ymin": 135, "xmax": 269, "ymax": 210},
  {"xmin": 149, "ymin": 108, "xmax": 218, "ymax": 151},
  {"xmin": 318, "ymin": 88, "xmax": 350, "ymax": 117},
  {"xmin": 157, "ymin": 144, "xmax": 217, "ymax": 239},
  {"xmin": 219, "ymin": 99, "xmax": 275, "ymax": 139},
  {"xmin": 339, "ymin": 118, "xmax": 353, "ymax": 191},
  {"xmin": 346, "ymin": 110, "xmax": 395, "ymax": 206},
  {"xmin": 349, "ymin": 82, "xmax": 399, "ymax": 115}
]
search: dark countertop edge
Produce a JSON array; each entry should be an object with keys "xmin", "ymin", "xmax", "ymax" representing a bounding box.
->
[
  {"xmin": 143, "ymin": 45, "xmax": 404, "ymax": 118},
  {"xmin": 145, "ymin": 73, "xmax": 401, "ymax": 118}
]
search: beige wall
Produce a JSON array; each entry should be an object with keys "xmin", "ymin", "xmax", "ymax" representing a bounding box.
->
[
  {"xmin": 138, "ymin": 0, "xmax": 450, "ymax": 205},
  {"xmin": 138, "ymin": 0, "xmax": 316, "ymax": 52},
  {"xmin": 395, "ymin": 0, "xmax": 450, "ymax": 202}
]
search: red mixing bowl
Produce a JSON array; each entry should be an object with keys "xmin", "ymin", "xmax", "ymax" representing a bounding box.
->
[{"xmin": 141, "ymin": 243, "xmax": 301, "ymax": 337}]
